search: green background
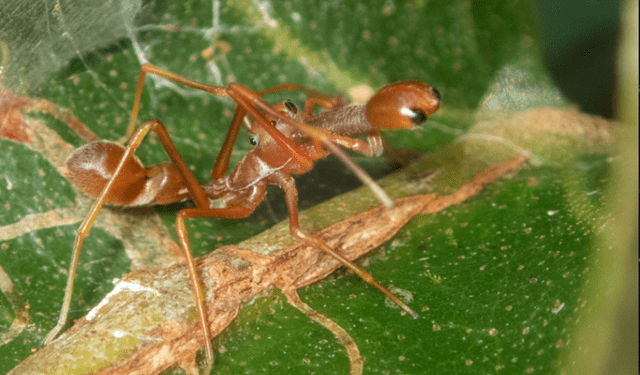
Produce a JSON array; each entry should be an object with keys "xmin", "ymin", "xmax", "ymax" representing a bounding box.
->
[{"xmin": 0, "ymin": 0, "xmax": 636, "ymax": 374}]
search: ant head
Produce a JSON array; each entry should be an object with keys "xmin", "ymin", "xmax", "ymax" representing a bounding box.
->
[
  {"xmin": 244, "ymin": 100, "xmax": 303, "ymax": 167},
  {"xmin": 246, "ymin": 100, "xmax": 299, "ymax": 148},
  {"xmin": 365, "ymin": 81, "xmax": 440, "ymax": 129}
]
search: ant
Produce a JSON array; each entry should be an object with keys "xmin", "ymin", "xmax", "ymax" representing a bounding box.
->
[{"xmin": 42, "ymin": 63, "xmax": 440, "ymax": 373}]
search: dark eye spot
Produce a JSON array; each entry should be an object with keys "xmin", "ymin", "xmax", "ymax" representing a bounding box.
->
[
  {"xmin": 270, "ymin": 120, "xmax": 277, "ymax": 127},
  {"xmin": 248, "ymin": 133, "xmax": 259, "ymax": 146},
  {"xmin": 284, "ymin": 100, "xmax": 297, "ymax": 114},
  {"xmin": 409, "ymin": 108, "xmax": 427, "ymax": 125},
  {"xmin": 431, "ymin": 87, "xmax": 441, "ymax": 101}
]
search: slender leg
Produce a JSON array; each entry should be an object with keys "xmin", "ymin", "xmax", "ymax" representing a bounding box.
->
[
  {"xmin": 126, "ymin": 65, "xmax": 336, "ymax": 172},
  {"xmin": 228, "ymin": 84, "xmax": 394, "ymax": 209},
  {"xmin": 228, "ymin": 84, "xmax": 314, "ymax": 170},
  {"xmin": 123, "ymin": 64, "xmax": 316, "ymax": 176},
  {"xmin": 256, "ymin": 83, "xmax": 341, "ymax": 103},
  {"xmin": 53, "ymin": 63, "xmax": 398, "ymax": 373},
  {"xmin": 121, "ymin": 64, "xmax": 231, "ymax": 143},
  {"xmin": 123, "ymin": 64, "xmax": 393, "ymax": 208},
  {"xmin": 228, "ymin": 85, "xmax": 393, "ymax": 207},
  {"xmin": 229, "ymin": 84, "xmax": 392, "ymax": 209},
  {"xmin": 273, "ymin": 172, "xmax": 418, "ymax": 318},
  {"xmin": 211, "ymin": 105, "xmax": 246, "ymax": 181},
  {"xmin": 45, "ymin": 120, "xmax": 219, "ymax": 371},
  {"xmin": 213, "ymin": 85, "xmax": 342, "ymax": 179},
  {"xmin": 174, "ymin": 204, "xmax": 258, "ymax": 375},
  {"xmin": 301, "ymin": 96, "xmax": 343, "ymax": 118}
]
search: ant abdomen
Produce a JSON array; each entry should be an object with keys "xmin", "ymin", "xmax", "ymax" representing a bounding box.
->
[{"xmin": 67, "ymin": 141, "xmax": 189, "ymax": 206}]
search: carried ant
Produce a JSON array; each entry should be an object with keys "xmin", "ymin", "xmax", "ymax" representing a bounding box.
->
[{"xmin": 42, "ymin": 63, "xmax": 440, "ymax": 373}]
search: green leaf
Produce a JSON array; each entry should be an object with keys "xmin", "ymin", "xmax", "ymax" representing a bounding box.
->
[{"xmin": 1, "ymin": 1, "xmax": 631, "ymax": 374}]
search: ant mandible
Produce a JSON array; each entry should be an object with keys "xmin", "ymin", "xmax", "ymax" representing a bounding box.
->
[{"xmin": 42, "ymin": 63, "xmax": 440, "ymax": 373}]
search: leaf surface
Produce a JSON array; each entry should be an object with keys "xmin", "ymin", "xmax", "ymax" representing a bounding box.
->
[{"xmin": 0, "ymin": 1, "xmax": 623, "ymax": 374}]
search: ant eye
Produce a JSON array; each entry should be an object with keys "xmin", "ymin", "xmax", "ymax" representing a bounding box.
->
[
  {"xmin": 248, "ymin": 133, "xmax": 259, "ymax": 146},
  {"xmin": 284, "ymin": 100, "xmax": 297, "ymax": 114},
  {"xmin": 404, "ymin": 107, "xmax": 427, "ymax": 125},
  {"xmin": 431, "ymin": 87, "xmax": 441, "ymax": 100},
  {"xmin": 270, "ymin": 120, "xmax": 278, "ymax": 127}
]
